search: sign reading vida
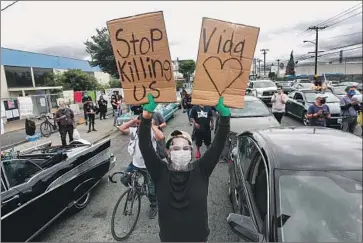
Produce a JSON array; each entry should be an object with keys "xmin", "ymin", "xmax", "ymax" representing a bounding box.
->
[
  {"xmin": 107, "ymin": 11, "xmax": 177, "ymax": 105},
  {"xmin": 192, "ymin": 17, "xmax": 260, "ymax": 108}
]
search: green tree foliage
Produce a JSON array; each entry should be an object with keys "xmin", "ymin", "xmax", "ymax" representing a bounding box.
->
[
  {"xmin": 109, "ymin": 78, "xmax": 122, "ymax": 88},
  {"xmin": 285, "ymin": 51, "xmax": 296, "ymax": 75},
  {"xmin": 178, "ymin": 59, "xmax": 196, "ymax": 82},
  {"xmin": 84, "ymin": 27, "xmax": 119, "ymax": 78},
  {"xmin": 55, "ymin": 70, "xmax": 100, "ymax": 91}
]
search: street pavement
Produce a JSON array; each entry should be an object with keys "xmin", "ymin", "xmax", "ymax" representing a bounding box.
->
[{"xmin": 31, "ymin": 109, "xmax": 360, "ymax": 242}]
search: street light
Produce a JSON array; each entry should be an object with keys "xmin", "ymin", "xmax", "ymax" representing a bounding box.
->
[{"xmin": 303, "ymin": 40, "xmax": 315, "ymax": 45}]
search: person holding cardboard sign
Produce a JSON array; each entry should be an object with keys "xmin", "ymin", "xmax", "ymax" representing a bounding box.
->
[{"xmin": 139, "ymin": 94, "xmax": 230, "ymax": 242}]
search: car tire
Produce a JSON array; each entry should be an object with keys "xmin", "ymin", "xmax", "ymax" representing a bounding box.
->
[{"xmin": 69, "ymin": 191, "xmax": 91, "ymax": 214}]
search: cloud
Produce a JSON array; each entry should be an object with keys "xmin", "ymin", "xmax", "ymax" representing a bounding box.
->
[{"xmin": 35, "ymin": 44, "xmax": 88, "ymax": 60}]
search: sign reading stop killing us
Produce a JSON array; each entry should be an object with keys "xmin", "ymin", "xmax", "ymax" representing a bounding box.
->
[
  {"xmin": 107, "ymin": 11, "xmax": 177, "ymax": 105},
  {"xmin": 192, "ymin": 17, "xmax": 260, "ymax": 108}
]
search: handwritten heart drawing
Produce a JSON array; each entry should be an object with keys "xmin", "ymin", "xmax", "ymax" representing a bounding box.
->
[{"xmin": 202, "ymin": 56, "xmax": 244, "ymax": 96}]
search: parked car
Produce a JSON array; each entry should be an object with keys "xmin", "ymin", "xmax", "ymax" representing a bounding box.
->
[
  {"xmin": 357, "ymin": 83, "xmax": 363, "ymax": 92},
  {"xmin": 340, "ymin": 81, "xmax": 359, "ymax": 87},
  {"xmin": 227, "ymin": 127, "xmax": 362, "ymax": 242},
  {"xmin": 247, "ymin": 80, "xmax": 277, "ymax": 104},
  {"xmin": 1, "ymin": 139, "xmax": 116, "ymax": 242},
  {"xmin": 116, "ymin": 103, "xmax": 179, "ymax": 126},
  {"xmin": 291, "ymin": 82, "xmax": 313, "ymax": 91},
  {"xmin": 214, "ymin": 96, "xmax": 280, "ymax": 151},
  {"xmin": 276, "ymin": 82, "xmax": 293, "ymax": 94},
  {"xmin": 285, "ymin": 90, "xmax": 343, "ymax": 127},
  {"xmin": 328, "ymin": 85, "xmax": 363, "ymax": 103}
]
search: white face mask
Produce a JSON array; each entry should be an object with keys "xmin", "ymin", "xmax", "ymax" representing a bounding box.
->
[{"xmin": 170, "ymin": 150, "xmax": 192, "ymax": 170}]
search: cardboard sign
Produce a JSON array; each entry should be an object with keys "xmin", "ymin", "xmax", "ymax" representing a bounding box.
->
[
  {"xmin": 192, "ymin": 17, "xmax": 260, "ymax": 108},
  {"xmin": 107, "ymin": 11, "xmax": 177, "ymax": 105}
]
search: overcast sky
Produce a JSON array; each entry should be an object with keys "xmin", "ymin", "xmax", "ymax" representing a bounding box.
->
[{"xmin": 1, "ymin": 1, "xmax": 362, "ymax": 65}]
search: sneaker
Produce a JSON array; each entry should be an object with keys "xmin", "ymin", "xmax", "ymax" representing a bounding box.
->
[
  {"xmin": 87, "ymin": 130, "xmax": 91, "ymax": 133},
  {"xmin": 93, "ymin": 129, "xmax": 97, "ymax": 131},
  {"xmin": 195, "ymin": 150, "xmax": 201, "ymax": 159},
  {"xmin": 148, "ymin": 207, "xmax": 158, "ymax": 219}
]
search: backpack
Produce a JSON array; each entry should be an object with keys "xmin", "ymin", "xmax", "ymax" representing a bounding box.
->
[{"xmin": 25, "ymin": 119, "xmax": 36, "ymax": 136}]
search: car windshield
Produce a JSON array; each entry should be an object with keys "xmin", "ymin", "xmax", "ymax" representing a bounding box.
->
[
  {"xmin": 276, "ymin": 171, "xmax": 362, "ymax": 242},
  {"xmin": 253, "ymin": 81, "xmax": 276, "ymax": 88},
  {"xmin": 297, "ymin": 83, "xmax": 313, "ymax": 89},
  {"xmin": 230, "ymin": 100, "xmax": 271, "ymax": 117},
  {"xmin": 333, "ymin": 86, "xmax": 362, "ymax": 96},
  {"xmin": 304, "ymin": 92, "xmax": 340, "ymax": 103},
  {"xmin": 299, "ymin": 79, "xmax": 311, "ymax": 83},
  {"xmin": 279, "ymin": 82, "xmax": 291, "ymax": 87}
]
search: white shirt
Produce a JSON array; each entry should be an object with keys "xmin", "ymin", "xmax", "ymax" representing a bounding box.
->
[
  {"xmin": 127, "ymin": 127, "xmax": 157, "ymax": 168},
  {"xmin": 271, "ymin": 93, "xmax": 287, "ymax": 113}
]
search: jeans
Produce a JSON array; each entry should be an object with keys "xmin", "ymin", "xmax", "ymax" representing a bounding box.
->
[
  {"xmin": 88, "ymin": 114, "xmax": 95, "ymax": 131},
  {"xmin": 113, "ymin": 110, "xmax": 120, "ymax": 126},
  {"xmin": 84, "ymin": 112, "xmax": 88, "ymax": 124},
  {"xmin": 341, "ymin": 116, "xmax": 357, "ymax": 134},
  {"xmin": 186, "ymin": 108, "xmax": 191, "ymax": 121},
  {"xmin": 272, "ymin": 112, "xmax": 284, "ymax": 124},
  {"xmin": 59, "ymin": 125, "xmax": 74, "ymax": 146},
  {"xmin": 121, "ymin": 163, "xmax": 157, "ymax": 208}
]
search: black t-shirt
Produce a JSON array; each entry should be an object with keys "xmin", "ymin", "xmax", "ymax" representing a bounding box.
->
[
  {"xmin": 82, "ymin": 97, "xmax": 92, "ymax": 109},
  {"xmin": 190, "ymin": 106, "xmax": 213, "ymax": 131},
  {"xmin": 111, "ymin": 98, "xmax": 118, "ymax": 109}
]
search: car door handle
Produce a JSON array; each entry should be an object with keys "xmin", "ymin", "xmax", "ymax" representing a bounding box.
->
[{"xmin": 2, "ymin": 195, "xmax": 20, "ymax": 204}]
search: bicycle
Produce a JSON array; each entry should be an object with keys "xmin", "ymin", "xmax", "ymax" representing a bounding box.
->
[
  {"xmin": 37, "ymin": 113, "xmax": 58, "ymax": 137},
  {"xmin": 108, "ymin": 170, "xmax": 149, "ymax": 241}
]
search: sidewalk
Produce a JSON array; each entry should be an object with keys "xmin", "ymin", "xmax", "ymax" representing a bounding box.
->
[{"xmin": 4, "ymin": 116, "xmax": 119, "ymax": 152}]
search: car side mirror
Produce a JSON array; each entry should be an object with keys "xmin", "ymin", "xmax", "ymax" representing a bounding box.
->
[{"xmin": 227, "ymin": 213, "xmax": 264, "ymax": 242}]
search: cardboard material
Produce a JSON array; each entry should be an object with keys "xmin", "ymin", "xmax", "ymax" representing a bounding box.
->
[
  {"xmin": 107, "ymin": 11, "xmax": 177, "ymax": 105},
  {"xmin": 192, "ymin": 17, "xmax": 260, "ymax": 108}
]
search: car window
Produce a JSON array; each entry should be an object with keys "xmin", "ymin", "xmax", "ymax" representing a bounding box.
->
[
  {"xmin": 304, "ymin": 92, "xmax": 340, "ymax": 103},
  {"xmin": 288, "ymin": 91, "xmax": 296, "ymax": 98},
  {"xmin": 238, "ymin": 136, "xmax": 258, "ymax": 176},
  {"xmin": 3, "ymin": 160, "xmax": 42, "ymax": 188},
  {"xmin": 253, "ymin": 81, "xmax": 276, "ymax": 88},
  {"xmin": 293, "ymin": 93, "xmax": 303, "ymax": 100},
  {"xmin": 230, "ymin": 100, "xmax": 271, "ymax": 118}
]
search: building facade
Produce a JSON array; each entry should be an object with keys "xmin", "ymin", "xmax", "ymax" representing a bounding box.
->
[{"xmin": 1, "ymin": 48, "xmax": 111, "ymax": 99}]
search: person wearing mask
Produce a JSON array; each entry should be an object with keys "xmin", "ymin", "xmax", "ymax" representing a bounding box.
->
[
  {"xmin": 139, "ymin": 94, "xmax": 230, "ymax": 242},
  {"xmin": 55, "ymin": 101, "xmax": 75, "ymax": 146},
  {"xmin": 271, "ymin": 87, "xmax": 287, "ymax": 123},
  {"xmin": 152, "ymin": 111, "xmax": 167, "ymax": 160},
  {"xmin": 119, "ymin": 114, "xmax": 165, "ymax": 219},
  {"xmin": 306, "ymin": 94, "xmax": 330, "ymax": 127},
  {"xmin": 182, "ymin": 93, "xmax": 193, "ymax": 124},
  {"xmin": 82, "ymin": 93, "xmax": 92, "ymax": 125},
  {"xmin": 98, "ymin": 95, "xmax": 108, "ymax": 120},
  {"xmin": 190, "ymin": 104, "xmax": 214, "ymax": 159},
  {"xmin": 340, "ymin": 85, "xmax": 360, "ymax": 133},
  {"xmin": 85, "ymin": 101, "xmax": 97, "ymax": 133}
]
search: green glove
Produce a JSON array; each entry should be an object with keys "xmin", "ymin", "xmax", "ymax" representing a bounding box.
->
[
  {"xmin": 215, "ymin": 96, "xmax": 230, "ymax": 117},
  {"xmin": 142, "ymin": 94, "xmax": 157, "ymax": 113}
]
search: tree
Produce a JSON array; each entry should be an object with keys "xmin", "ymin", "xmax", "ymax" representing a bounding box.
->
[
  {"xmin": 55, "ymin": 69, "xmax": 100, "ymax": 91},
  {"xmin": 109, "ymin": 78, "xmax": 122, "ymax": 88},
  {"xmin": 178, "ymin": 60, "xmax": 196, "ymax": 82},
  {"xmin": 84, "ymin": 27, "xmax": 119, "ymax": 78},
  {"xmin": 285, "ymin": 51, "xmax": 296, "ymax": 76}
]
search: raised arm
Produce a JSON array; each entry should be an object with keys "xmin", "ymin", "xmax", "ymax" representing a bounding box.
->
[
  {"xmin": 199, "ymin": 97, "xmax": 230, "ymax": 177},
  {"xmin": 139, "ymin": 95, "xmax": 164, "ymax": 182}
]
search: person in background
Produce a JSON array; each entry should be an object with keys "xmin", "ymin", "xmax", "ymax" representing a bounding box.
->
[
  {"xmin": 98, "ymin": 95, "xmax": 108, "ymax": 120},
  {"xmin": 182, "ymin": 93, "xmax": 193, "ymax": 124},
  {"xmin": 111, "ymin": 94, "xmax": 118, "ymax": 120},
  {"xmin": 340, "ymin": 85, "xmax": 360, "ymax": 134},
  {"xmin": 152, "ymin": 111, "xmax": 167, "ymax": 160},
  {"xmin": 119, "ymin": 114, "xmax": 165, "ymax": 219},
  {"xmin": 113, "ymin": 95, "xmax": 122, "ymax": 127},
  {"xmin": 306, "ymin": 94, "xmax": 330, "ymax": 127},
  {"xmin": 55, "ymin": 101, "xmax": 75, "ymax": 146},
  {"xmin": 139, "ymin": 94, "xmax": 230, "ymax": 242},
  {"xmin": 82, "ymin": 93, "xmax": 92, "ymax": 126},
  {"xmin": 190, "ymin": 104, "xmax": 214, "ymax": 159},
  {"xmin": 271, "ymin": 87, "xmax": 287, "ymax": 123},
  {"xmin": 85, "ymin": 101, "xmax": 97, "ymax": 133}
]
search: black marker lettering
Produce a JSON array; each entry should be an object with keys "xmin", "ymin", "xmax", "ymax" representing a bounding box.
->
[
  {"xmin": 115, "ymin": 28, "xmax": 130, "ymax": 58},
  {"xmin": 139, "ymin": 57, "xmax": 147, "ymax": 79},
  {"xmin": 223, "ymin": 31, "xmax": 234, "ymax": 55},
  {"xmin": 151, "ymin": 59, "xmax": 163, "ymax": 78},
  {"xmin": 117, "ymin": 60, "xmax": 131, "ymax": 82},
  {"xmin": 133, "ymin": 84, "xmax": 146, "ymax": 102},
  {"xmin": 234, "ymin": 40, "xmax": 245, "ymax": 60},
  {"xmin": 203, "ymin": 27, "xmax": 216, "ymax": 53},
  {"xmin": 146, "ymin": 57, "xmax": 153, "ymax": 78},
  {"xmin": 128, "ymin": 62, "xmax": 135, "ymax": 82},
  {"xmin": 129, "ymin": 33, "xmax": 140, "ymax": 56},
  {"xmin": 132, "ymin": 58, "xmax": 140, "ymax": 81},
  {"xmin": 163, "ymin": 60, "xmax": 172, "ymax": 81},
  {"xmin": 150, "ymin": 28, "xmax": 163, "ymax": 52},
  {"xmin": 139, "ymin": 37, "xmax": 150, "ymax": 55},
  {"xmin": 149, "ymin": 81, "xmax": 160, "ymax": 98}
]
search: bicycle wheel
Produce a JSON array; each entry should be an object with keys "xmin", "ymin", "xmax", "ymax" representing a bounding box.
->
[
  {"xmin": 40, "ymin": 121, "xmax": 52, "ymax": 137},
  {"xmin": 111, "ymin": 188, "xmax": 141, "ymax": 241}
]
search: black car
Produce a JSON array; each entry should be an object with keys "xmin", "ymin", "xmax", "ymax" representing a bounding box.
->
[
  {"xmin": 1, "ymin": 139, "xmax": 116, "ymax": 242},
  {"xmin": 227, "ymin": 127, "xmax": 362, "ymax": 242},
  {"xmin": 285, "ymin": 89, "xmax": 343, "ymax": 127}
]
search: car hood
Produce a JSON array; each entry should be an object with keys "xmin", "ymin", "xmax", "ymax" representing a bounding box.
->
[
  {"xmin": 230, "ymin": 116, "xmax": 280, "ymax": 133},
  {"xmin": 255, "ymin": 87, "xmax": 277, "ymax": 92}
]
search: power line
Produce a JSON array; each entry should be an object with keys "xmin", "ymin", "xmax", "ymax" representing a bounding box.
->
[
  {"xmin": 298, "ymin": 46, "xmax": 362, "ymax": 61},
  {"xmin": 327, "ymin": 11, "xmax": 362, "ymax": 28},
  {"xmin": 315, "ymin": 2, "xmax": 362, "ymax": 27},
  {"xmin": 1, "ymin": 0, "xmax": 19, "ymax": 11},
  {"xmin": 324, "ymin": 32, "xmax": 362, "ymax": 39}
]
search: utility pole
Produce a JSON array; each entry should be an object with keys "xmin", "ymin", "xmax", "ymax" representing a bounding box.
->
[
  {"xmin": 257, "ymin": 59, "xmax": 262, "ymax": 78},
  {"xmin": 308, "ymin": 26, "xmax": 327, "ymax": 76},
  {"xmin": 253, "ymin": 58, "xmax": 257, "ymax": 79},
  {"xmin": 260, "ymin": 49, "xmax": 269, "ymax": 76},
  {"xmin": 276, "ymin": 59, "xmax": 280, "ymax": 77}
]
